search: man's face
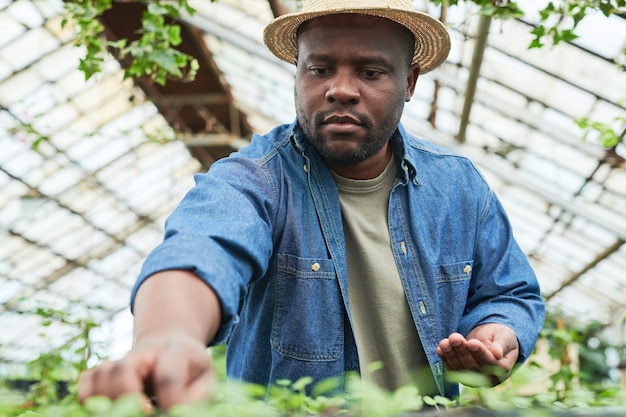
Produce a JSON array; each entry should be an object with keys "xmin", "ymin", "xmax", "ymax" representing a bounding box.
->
[{"xmin": 294, "ymin": 14, "xmax": 419, "ymax": 178}]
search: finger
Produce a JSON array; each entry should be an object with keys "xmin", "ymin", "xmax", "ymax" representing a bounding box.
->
[
  {"xmin": 491, "ymin": 331, "xmax": 519, "ymax": 361},
  {"xmin": 91, "ymin": 360, "xmax": 146, "ymax": 399},
  {"xmin": 179, "ymin": 370, "xmax": 215, "ymax": 405},
  {"xmin": 464, "ymin": 340, "xmax": 498, "ymax": 369},
  {"xmin": 437, "ymin": 335, "xmax": 465, "ymax": 369},
  {"xmin": 466, "ymin": 339, "xmax": 515, "ymax": 383},
  {"xmin": 436, "ymin": 337, "xmax": 452, "ymax": 355},
  {"xmin": 77, "ymin": 369, "xmax": 95, "ymax": 404},
  {"xmin": 441, "ymin": 345, "xmax": 475, "ymax": 371},
  {"xmin": 151, "ymin": 354, "xmax": 188, "ymax": 410},
  {"xmin": 467, "ymin": 338, "xmax": 498, "ymax": 360},
  {"xmin": 78, "ymin": 362, "xmax": 133, "ymax": 402},
  {"xmin": 437, "ymin": 337, "xmax": 458, "ymax": 368},
  {"xmin": 467, "ymin": 323, "xmax": 517, "ymax": 359},
  {"xmin": 446, "ymin": 334, "xmax": 483, "ymax": 372},
  {"xmin": 453, "ymin": 346, "xmax": 483, "ymax": 372},
  {"xmin": 487, "ymin": 340, "xmax": 505, "ymax": 360},
  {"xmin": 447, "ymin": 333, "xmax": 466, "ymax": 347},
  {"xmin": 151, "ymin": 349, "xmax": 212, "ymax": 410}
]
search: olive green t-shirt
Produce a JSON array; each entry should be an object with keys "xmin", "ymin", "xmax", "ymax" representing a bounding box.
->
[{"xmin": 332, "ymin": 156, "xmax": 437, "ymax": 394}]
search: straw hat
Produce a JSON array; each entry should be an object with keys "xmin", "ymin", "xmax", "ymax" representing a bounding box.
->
[{"xmin": 263, "ymin": 0, "xmax": 451, "ymax": 74}]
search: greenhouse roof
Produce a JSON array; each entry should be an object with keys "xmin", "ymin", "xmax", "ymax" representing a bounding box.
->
[{"xmin": 0, "ymin": 0, "xmax": 625, "ymax": 368}]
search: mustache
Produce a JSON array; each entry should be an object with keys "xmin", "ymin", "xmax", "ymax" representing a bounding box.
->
[{"xmin": 314, "ymin": 108, "xmax": 372, "ymax": 128}]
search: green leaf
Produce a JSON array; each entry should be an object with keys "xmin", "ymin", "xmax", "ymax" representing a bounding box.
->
[
  {"xmin": 480, "ymin": 1, "xmax": 524, "ymax": 19},
  {"xmin": 31, "ymin": 134, "xmax": 48, "ymax": 149},
  {"xmin": 188, "ymin": 58, "xmax": 199, "ymax": 78},
  {"xmin": 84, "ymin": 396, "xmax": 113, "ymax": 414},
  {"xmin": 531, "ymin": 25, "xmax": 546, "ymax": 37},
  {"xmin": 446, "ymin": 370, "xmax": 492, "ymax": 387},
  {"xmin": 107, "ymin": 38, "xmax": 127, "ymax": 51},
  {"xmin": 392, "ymin": 385, "xmax": 423, "ymax": 410},
  {"xmin": 183, "ymin": 2, "xmax": 197, "ymax": 16},
  {"xmin": 598, "ymin": 2, "xmax": 616, "ymax": 16},
  {"xmin": 167, "ymin": 25, "xmax": 182, "ymax": 46},
  {"xmin": 148, "ymin": 50, "xmax": 182, "ymax": 75},
  {"xmin": 146, "ymin": 2, "xmax": 169, "ymax": 16},
  {"xmin": 365, "ymin": 360, "xmax": 384, "ymax": 375},
  {"xmin": 559, "ymin": 29, "xmax": 579, "ymax": 43},
  {"xmin": 423, "ymin": 395, "xmax": 438, "ymax": 406},
  {"xmin": 162, "ymin": 4, "xmax": 181, "ymax": 17},
  {"xmin": 17, "ymin": 411, "xmax": 41, "ymax": 417},
  {"xmin": 539, "ymin": 2, "xmax": 555, "ymax": 21},
  {"xmin": 291, "ymin": 376, "xmax": 314, "ymax": 392},
  {"xmin": 571, "ymin": 8, "xmax": 586, "ymax": 26},
  {"xmin": 106, "ymin": 395, "xmax": 147, "ymax": 417},
  {"xmin": 575, "ymin": 117, "xmax": 590, "ymax": 128},
  {"xmin": 529, "ymin": 38, "xmax": 544, "ymax": 49},
  {"xmin": 274, "ymin": 379, "xmax": 292, "ymax": 387}
]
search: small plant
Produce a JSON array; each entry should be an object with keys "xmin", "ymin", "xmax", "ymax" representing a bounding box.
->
[
  {"xmin": 8, "ymin": 306, "xmax": 99, "ymax": 410},
  {"xmin": 5, "ymin": 305, "xmax": 626, "ymax": 416},
  {"xmin": 576, "ymin": 104, "xmax": 626, "ymax": 149}
]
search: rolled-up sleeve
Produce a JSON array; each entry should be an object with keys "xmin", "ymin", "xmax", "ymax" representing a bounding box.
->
[{"xmin": 131, "ymin": 154, "xmax": 277, "ymax": 344}]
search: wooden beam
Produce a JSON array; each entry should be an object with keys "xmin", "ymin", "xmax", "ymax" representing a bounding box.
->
[{"xmin": 162, "ymin": 93, "xmax": 230, "ymax": 106}]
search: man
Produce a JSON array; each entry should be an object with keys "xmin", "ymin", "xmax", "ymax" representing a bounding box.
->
[{"xmin": 78, "ymin": 0, "xmax": 545, "ymax": 410}]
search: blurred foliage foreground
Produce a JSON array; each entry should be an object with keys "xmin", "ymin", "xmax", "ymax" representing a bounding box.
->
[{"xmin": 2, "ymin": 308, "xmax": 626, "ymax": 417}]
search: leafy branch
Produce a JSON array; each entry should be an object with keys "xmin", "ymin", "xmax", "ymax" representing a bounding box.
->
[
  {"xmin": 432, "ymin": 0, "xmax": 525, "ymax": 19},
  {"xmin": 430, "ymin": 0, "xmax": 625, "ymax": 153},
  {"xmin": 432, "ymin": 0, "xmax": 626, "ymax": 66},
  {"xmin": 8, "ymin": 119, "xmax": 48, "ymax": 149},
  {"xmin": 530, "ymin": 0, "xmax": 626, "ymax": 63},
  {"xmin": 13, "ymin": 306, "xmax": 100, "ymax": 408},
  {"xmin": 62, "ymin": 0, "xmax": 199, "ymax": 85},
  {"xmin": 62, "ymin": 0, "xmax": 112, "ymax": 81},
  {"xmin": 577, "ymin": 110, "xmax": 626, "ymax": 149}
]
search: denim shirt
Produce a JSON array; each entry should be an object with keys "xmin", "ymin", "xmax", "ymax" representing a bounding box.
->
[{"xmin": 133, "ymin": 121, "xmax": 545, "ymax": 398}]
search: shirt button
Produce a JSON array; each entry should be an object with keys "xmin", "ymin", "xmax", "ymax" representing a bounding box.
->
[
  {"xmin": 303, "ymin": 165, "xmax": 309, "ymax": 173},
  {"xmin": 464, "ymin": 264, "xmax": 472, "ymax": 274},
  {"xmin": 311, "ymin": 262, "xmax": 320, "ymax": 271}
]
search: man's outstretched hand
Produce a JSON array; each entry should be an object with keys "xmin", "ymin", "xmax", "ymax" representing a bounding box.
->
[
  {"xmin": 78, "ymin": 333, "xmax": 215, "ymax": 412},
  {"xmin": 78, "ymin": 270, "xmax": 223, "ymax": 411},
  {"xmin": 436, "ymin": 323, "xmax": 519, "ymax": 385}
]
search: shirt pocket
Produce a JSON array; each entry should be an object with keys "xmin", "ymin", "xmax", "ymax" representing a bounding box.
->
[
  {"xmin": 436, "ymin": 260, "xmax": 474, "ymax": 283},
  {"xmin": 435, "ymin": 260, "xmax": 473, "ymax": 321},
  {"xmin": 271, "ymin": 253, "xmax": 343, "ymax": 362}
]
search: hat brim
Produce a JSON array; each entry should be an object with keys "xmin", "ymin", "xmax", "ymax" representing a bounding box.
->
[{"xmin": 263, "ymin": 8, "xmax": 451, "ymax": 74}]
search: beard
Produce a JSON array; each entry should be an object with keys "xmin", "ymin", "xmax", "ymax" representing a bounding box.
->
[{"xmin": 296, "ymin": 102, "xmax": 403, "ymax": 166}]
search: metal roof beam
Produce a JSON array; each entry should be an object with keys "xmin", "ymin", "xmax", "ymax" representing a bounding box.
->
[
  {"xmin": 457, "ymin": 14, "xmax": 491, "ymax": 143},
  {"xmin": 410, "ymin": 123, "xmax": 626, "ymax": 242},
  {"xmin": 545, "ymin": 238, "xmax": 625, "ymax": 300}
]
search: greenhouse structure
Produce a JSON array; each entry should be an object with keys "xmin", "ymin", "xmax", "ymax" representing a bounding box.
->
[{"xmin": 0, "ymin": 0, "xmax": 625, "ymax": 415}]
